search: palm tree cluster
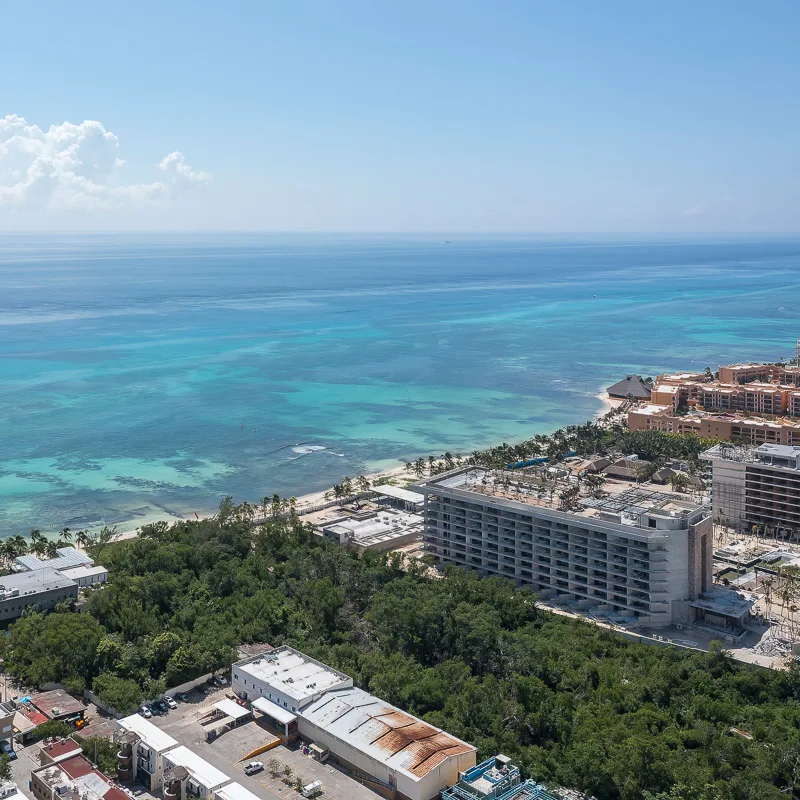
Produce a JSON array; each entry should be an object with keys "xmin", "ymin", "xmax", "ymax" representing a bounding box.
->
[
  {"xmin": 322, "ymin": 474, "xmax": 373, "ymax": 503},
  {"xmin": 0, "ymin": 526, "xmax": 97, "ymax": 571}
]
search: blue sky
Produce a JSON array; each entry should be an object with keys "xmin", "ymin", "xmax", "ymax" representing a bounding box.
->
[{"xmin": 1, "ymin": 1, "xmax": 798, "ymax": 231}]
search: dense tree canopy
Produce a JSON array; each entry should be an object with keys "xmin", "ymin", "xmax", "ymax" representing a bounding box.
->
[{"xmin": 2, "ymin": 505, "xmax": 799, "ymax": 799}]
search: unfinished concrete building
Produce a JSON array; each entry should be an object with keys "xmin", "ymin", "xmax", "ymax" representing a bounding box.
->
[
  {"xmin": 703, "ymin": 442, "xmax": 800, "ymax": 537},
  {"xmin": 417, "ymin": 467, "xmax": 713, "ymax": 627}
]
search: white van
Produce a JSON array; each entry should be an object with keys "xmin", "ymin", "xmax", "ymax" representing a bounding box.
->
[{"xmin": 302, "ymin": 782, "xmax": 322, "ymax": 798}]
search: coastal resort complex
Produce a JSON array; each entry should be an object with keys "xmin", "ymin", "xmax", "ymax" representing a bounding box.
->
[{"xmin": 627, "ymin": 361, "xmax": 800, "ymax": 446}]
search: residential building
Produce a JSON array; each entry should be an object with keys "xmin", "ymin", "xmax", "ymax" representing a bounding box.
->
[
  {"xmin": 702, "ymin": 443, "xmax": 800, "ymax": 536},
  {"xmin": 416, "ymin": 466, "xmax": 713, "ymax": 627},
  {"xmin": 0, "ymin": 782, "xmax": 26, "ymax": 800},
  {"xmin": 29, "ymin": 690, "xmax": 86, "ymax": 725},
  {"xmin": 38, "ymin": 737, "xmax": 83, "ymax": 765},
  {"xmin": 0, "ymin": 704, "xmax": 14, "ymax": 744},
  {"xmin": 115, "ymin": 714, "xmax": 178, "ymax": 790},
  {"xmin": 442, "ymin": 755, "xmax": 556, "ymax": 800},
  {"xmin": 232, "ymin": 646, "xmax": 352, "ymax": 714},
  {"xmin": 298, "ymin": 686, "xmax": 476, "ymax": 800},
  {"xmin": 318, "ymin": 508, "xmax": 423, "ymax": 552},
  {"xmin": 31, "ymin": 755, "xmax": 128, "ymax": 800},
  {"xmin": 0, "ymin": 568, "xmax": 78, "ymax": 623},
  {"xmin": 162, "ymin": 745, "xmax": 230, "ymax": 800}
]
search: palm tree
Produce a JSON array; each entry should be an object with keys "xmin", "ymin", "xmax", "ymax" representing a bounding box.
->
[
  {"xmin": 29, "ymin": 529, "xmax": 47, "ymax": 557},
  {"xmin": 357, "ymin": 475, "xmax": 370, "ymax": 493},
  {"xmin": 45, "ymin": 540, "xmax": 59, "ymax": 559},
  {"xmin": 74, "ymin": 530, "xmax": 90, "ymax": 550},
  {"xmin": 58, "ymin": 527, "xmax": 72, "ymax": 543},
  {"xmin": 414, "ymin": 458, "xmax": 425, "ymax": 477}
]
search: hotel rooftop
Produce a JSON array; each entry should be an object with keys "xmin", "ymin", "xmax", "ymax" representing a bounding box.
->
[{"xmin": 420, "ymin": 467, "xmax": 707, "ymax": 531}]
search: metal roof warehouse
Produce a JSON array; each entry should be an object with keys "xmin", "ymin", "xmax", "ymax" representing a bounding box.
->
[{"xmin": 296, "ymin": 686, "xmax": 476, "ymax": 800}]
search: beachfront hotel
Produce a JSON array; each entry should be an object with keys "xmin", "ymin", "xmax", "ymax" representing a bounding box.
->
[
  {"xmin": 625, "ymin": 362, "xmax": 800, "ymax": 447},
  {"xmin": 416, "ymin": 467, "xmax": 712, "ymax": 628}
]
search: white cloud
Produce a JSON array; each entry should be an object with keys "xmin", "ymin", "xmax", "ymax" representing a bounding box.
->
[{"xmin": 0, "ymin": 114, "xmax": 211, "ymax": 211}]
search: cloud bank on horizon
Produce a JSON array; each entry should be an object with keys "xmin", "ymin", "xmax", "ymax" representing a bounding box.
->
[{"xmin": 0, "ymin": 114, "xmax": 211, "ymax": 212}]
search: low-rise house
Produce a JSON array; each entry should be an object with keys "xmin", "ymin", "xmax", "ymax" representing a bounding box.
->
[
  {"xmin": 38, "ymin": 737, "xmax": 83, "ymax": 765},
  {"xmin": 162, "ymin": 746, "xmax": 230, "ymax": 800},
  {"xmin": 31, "ymin": 755, "xmax": 128, "ymax": 800},
  {"xmin": 29, "ymin": 690, "xmax": 86, "ymax": 726},
  {"xmin": 0, "ymin": 782, "xmax": 27, "ymax": 800}
]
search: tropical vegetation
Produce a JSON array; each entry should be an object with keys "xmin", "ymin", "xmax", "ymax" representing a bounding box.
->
[{"xmin": 1, "ymin": 504, "xmax": 799, "ymax": 799}]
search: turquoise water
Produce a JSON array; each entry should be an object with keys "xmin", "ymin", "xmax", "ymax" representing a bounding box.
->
[{"xmin": 1, "ymin": 233, "xmax": 800, "ymax": 536}]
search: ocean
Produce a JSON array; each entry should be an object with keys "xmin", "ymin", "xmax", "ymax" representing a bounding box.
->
[{"xmin": 1, "ymin": 233, "xmax": 799, "ymax": 537}]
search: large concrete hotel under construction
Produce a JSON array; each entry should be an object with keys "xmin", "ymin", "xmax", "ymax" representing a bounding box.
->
[{"xmin": 416, "ymin": 467, "xmax": 713, "ymax": 628}]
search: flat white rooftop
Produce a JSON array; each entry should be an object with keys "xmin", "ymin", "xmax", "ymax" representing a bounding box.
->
[
  {"xmin": 165, "ymin": 745, "xmax": 229, "ymax": 789},
  {"xmin": 213, "ymin": 698, "xmax": 251, "ymax": 721},
  {"xmin": 118, "ymin": 713, "xmax": 178, "ymax": 753},
  {"xmin": 57, "ymin": 565, "xmax": 108, "ymax": 580},
  {"xmin": 251, "ymin": 696, "xmax": 297, "ymax": 725},
  {"xmin": 375, "ymin": 485, "xmax": 424, "ymax": 504},
  {"xmin": 215, "ymin": 784, "xmax": 261, "ymax": 800},
  {"xmin": 235, "ymin": 646, "xmax": 351, "ymax": 706},
  {"xmin": 16, "ymin": 547, "xmax": 93, "ymax": 573},
  {"xmin": 325, "ymin": 509, "xmax": 423, "ymax": 546}
]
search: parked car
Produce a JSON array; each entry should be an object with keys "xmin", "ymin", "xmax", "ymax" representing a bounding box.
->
[
  {"xmin": 243, "ymin": 761, "xmax": 264, "ymax": 776},
  {"xmin": 0, "ymin": 741, "xmax": 17, "ymax": 760},
  {"xmin": 176, "ymin": 692, "xmax": 190, "ymax": 702},
  {"xmin": 165, "ymin": 696, "xmax": 178, "ymax": 709},
  {"xmin": 140, "ymin": 704, "xmax": 152, "ymax": 718},
  {"xmin": 213, "ymin": 675, "xmax": 228, "ymax": 687},
  {"xmin": 153, "ymin": 700, "xmax": 168, "ymax": 714},
  {"xmin": 302, "ymin": 781, "xmax": 322, "ymax": 798}
]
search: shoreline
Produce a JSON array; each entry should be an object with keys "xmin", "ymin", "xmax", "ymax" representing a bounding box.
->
[{"xmin": 70, "ymin": 386, "xmax": 623, "ymax": 545}]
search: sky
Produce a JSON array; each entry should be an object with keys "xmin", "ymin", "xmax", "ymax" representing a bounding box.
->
[{"xmin": 1, "ymin": 1, "xmax": 799, "ymax": 232}]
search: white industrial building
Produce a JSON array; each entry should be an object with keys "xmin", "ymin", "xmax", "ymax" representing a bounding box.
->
[
  {"xmin": 231, "ymin": 647, "xmax": 476, "ymax": 800},
  {"xmin": 299, "ymin": 687, "xmax": 475, "ymax": 800},
  {"xmin": 115, "ymin": 713, "xmax": 178, "ymax": 790},
  {"xmin": 232, "ymin": 646, "xmax": 352, "ymax": 713}
]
